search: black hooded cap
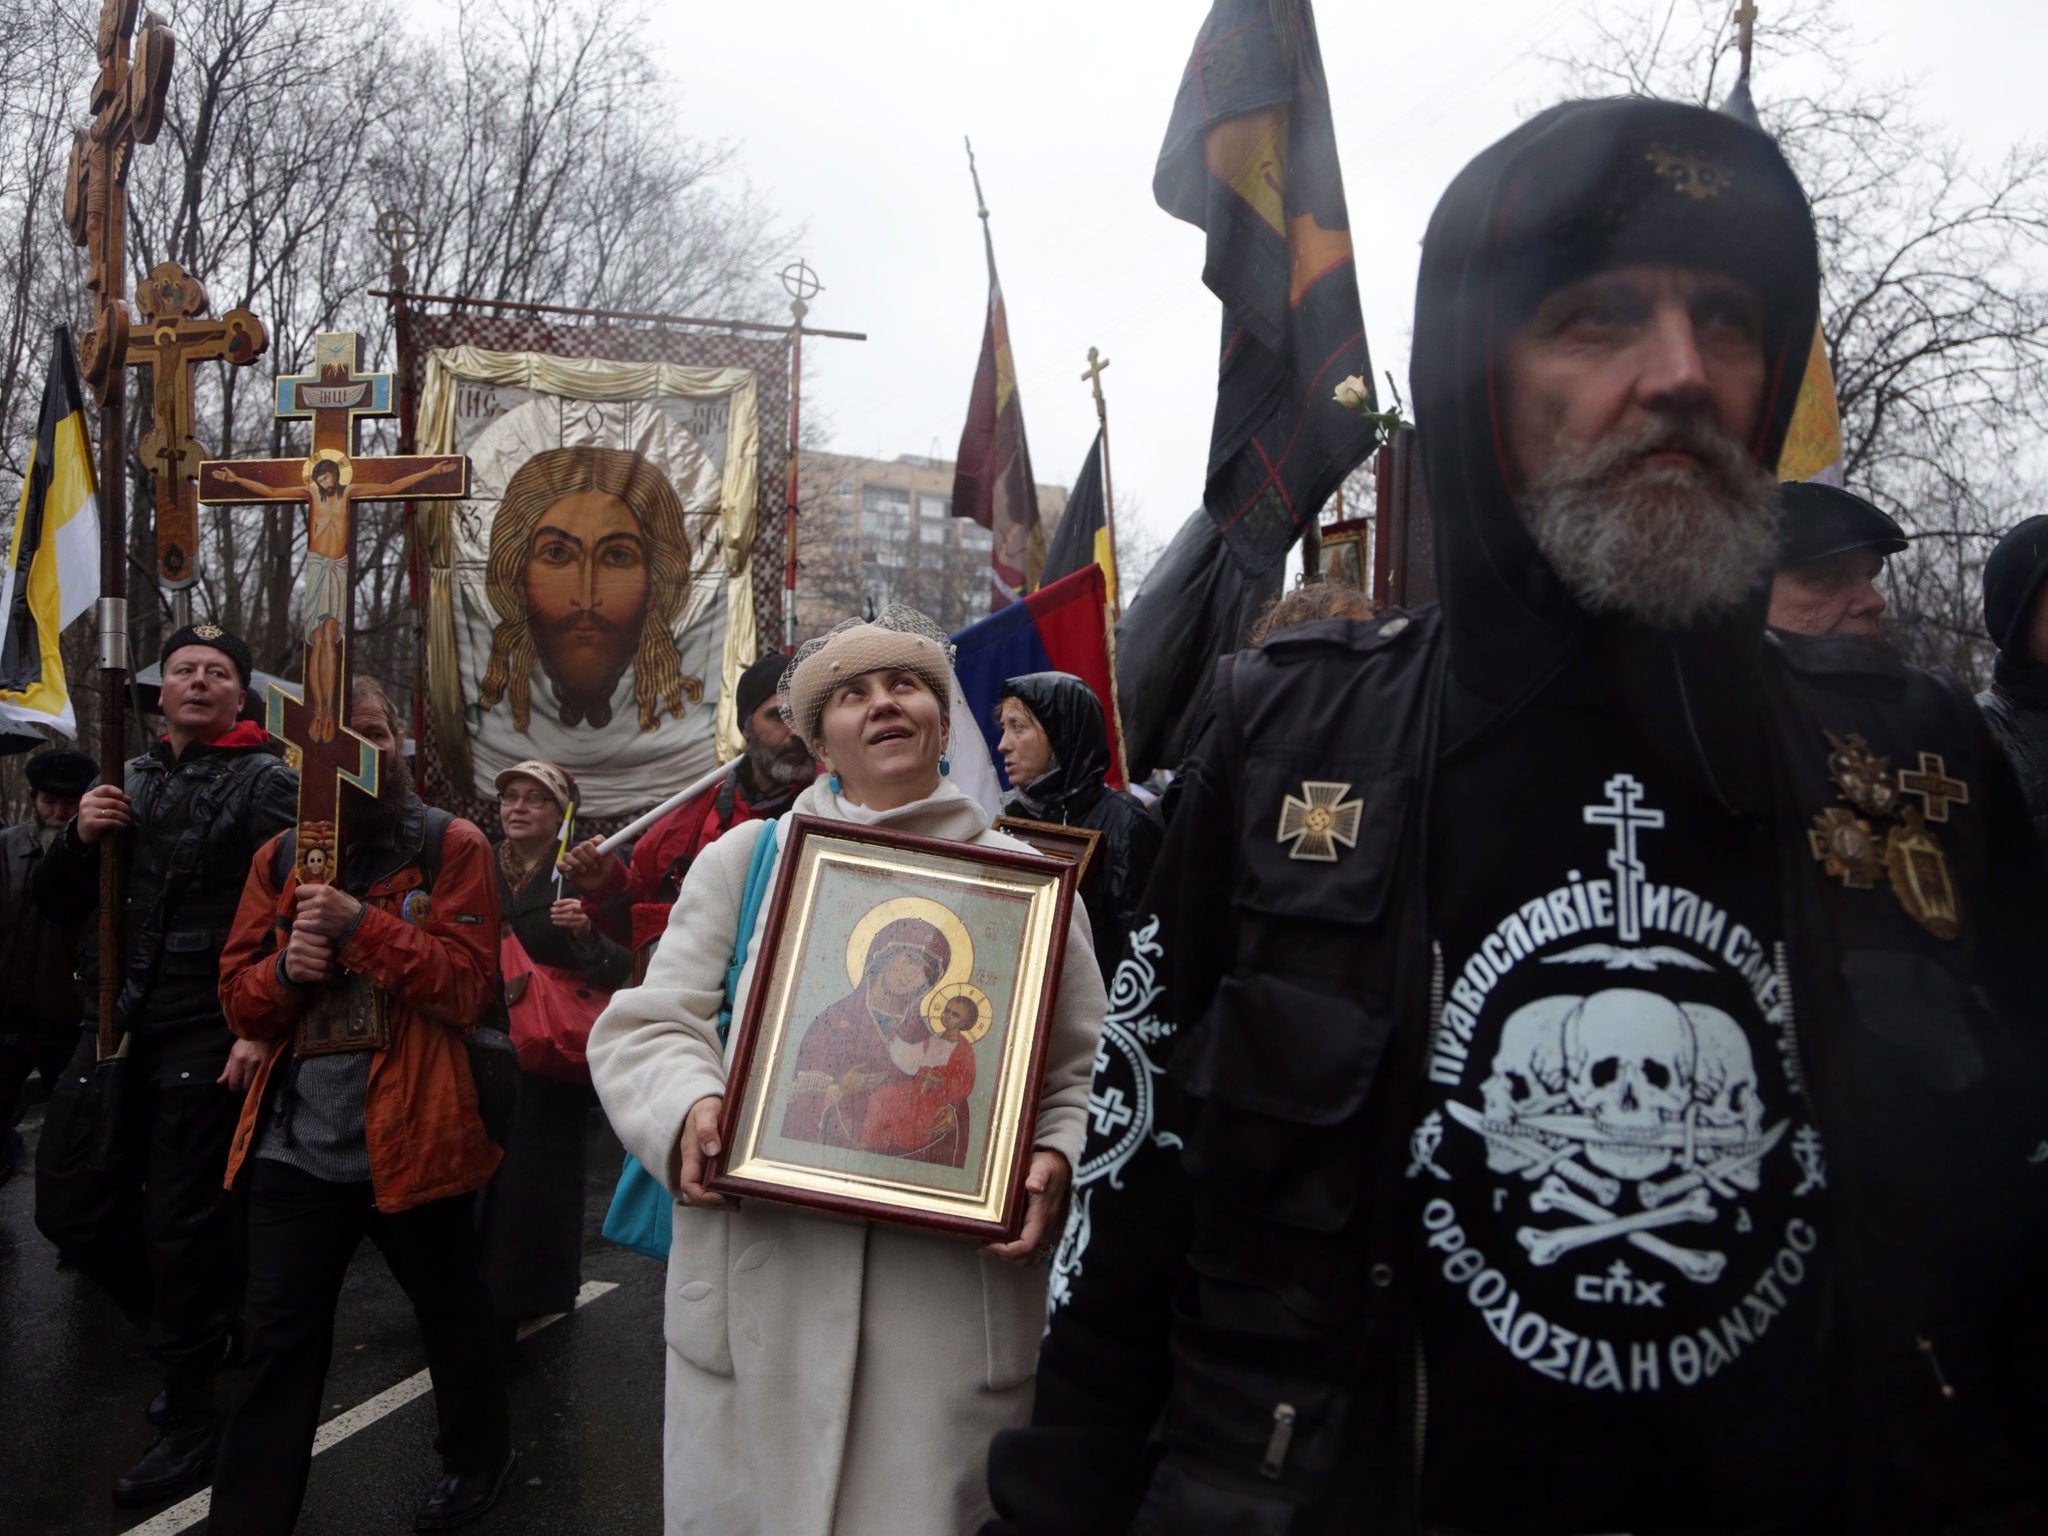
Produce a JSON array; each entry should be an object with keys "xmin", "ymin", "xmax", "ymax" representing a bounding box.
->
[
  {"xmin": 1776, "ymin": 482, "xmax": 1908, "ymax": 567},
  {"xmin": 734, "ymin": 652, "xmax": 790, "ymax": 730},
  {"xmin": 997, "ymin": 671, "xmax": 1110, "ymax": 819},
  {"xmin": 1413, "ymin": 98, "xmax": 1818, "ymax": 806},
  {"xmin": 26, "ymin": 748, "xmax": 97, "ymax": 797},
  {"xmin": 160, "ymin": 622, "xmax": 253, "ymax": 685},
  {"xmin": 1983, "ymin": 516, "xmax": 2048, "ymax": 653}
]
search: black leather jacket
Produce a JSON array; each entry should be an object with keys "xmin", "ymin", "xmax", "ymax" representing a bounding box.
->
[{"xmin": 33, "ymin": 727, "xmax": 297, "ymax": 1053}]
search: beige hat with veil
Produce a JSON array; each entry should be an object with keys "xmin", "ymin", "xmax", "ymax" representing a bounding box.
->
[
  {"xmin": 780, "ymin": 607, "xmax": 958, "ymax": 747},
  {"xmin": 779, "ymin": 606, "xmax": 1006, "ymax": 815}
]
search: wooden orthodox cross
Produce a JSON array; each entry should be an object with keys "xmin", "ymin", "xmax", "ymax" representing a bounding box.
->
[
  {"xmin": 124, "ymin": 263, "xmax": 268, "ymax": 602},
  {"xmin": 199, "ymin": 332, "xmax": 467, "ymax": 888},
  {"xmin": 66, "ymin": 0, "xmax": 174, "ymax": 404},
  {"xmin": 63, "ymin": 0, "xmax": 172, "ymax": 1059}
]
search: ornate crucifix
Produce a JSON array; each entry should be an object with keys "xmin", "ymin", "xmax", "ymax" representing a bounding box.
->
[
  {"xmin": 123, "ymin": 262, "xmax": 268, "ymax": 602},
  {"xmin": 199, "ymin": 332, "xmax": 467, "ymax": 887}
]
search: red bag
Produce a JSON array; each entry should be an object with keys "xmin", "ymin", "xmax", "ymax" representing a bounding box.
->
[{"xmin": 501, "ymin": 932, "xmax": 611, "ymax": 1083}]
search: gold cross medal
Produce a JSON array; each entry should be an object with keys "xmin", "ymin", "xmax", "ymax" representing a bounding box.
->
[
  {"xmin": 1807, "ymin": 808, "xmax": 1884, "ymax": 889},
  {"xmin": 1809, "ymin": 733, "xmax": 1966, "ymax": 940},
  {"xmin": 1277, "ymin": 780, "xmax": 1364, "ymax": 862}
]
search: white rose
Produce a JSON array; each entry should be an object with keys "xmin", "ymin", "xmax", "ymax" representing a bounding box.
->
[{"xmin": 1332, "ymin": 375, "xmax": 1371, "ymax": 412}]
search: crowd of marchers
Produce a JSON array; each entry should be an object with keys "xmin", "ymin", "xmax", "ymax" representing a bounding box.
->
[{"xmin": 4, "ymin": 95, "xmax": 2048, "ymax": 1536}]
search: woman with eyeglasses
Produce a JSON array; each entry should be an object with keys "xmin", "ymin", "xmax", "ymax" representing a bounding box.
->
[{"xmin": 476, "ymin": 759, "xmax": 628, "ymax": 1358}]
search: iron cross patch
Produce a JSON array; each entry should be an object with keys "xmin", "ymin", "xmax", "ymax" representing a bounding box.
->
[{"xmin": 1277, "ymin": 780, "xmax": 1364, "ymax": 862}]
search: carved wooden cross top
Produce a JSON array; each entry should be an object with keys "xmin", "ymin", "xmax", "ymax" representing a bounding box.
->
[
  {"xmin": 65, "ymin": 0, "xmax": 174, "ymax": 405},
  {"xmin": 198, "ymin": 331, "xmax": 468, "ymax": 885},
  {"xmin": 125, "ymin": 262, "xmax": 269, "ymax": 590}
]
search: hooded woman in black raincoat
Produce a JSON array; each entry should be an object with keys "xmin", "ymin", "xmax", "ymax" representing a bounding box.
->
[{"xmin": 995, "ymin": 672, "xmax": 1162, "ymax": 985}]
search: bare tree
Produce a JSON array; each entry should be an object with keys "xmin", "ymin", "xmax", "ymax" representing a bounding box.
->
[{"xmin": 1553, "ymin": 0, "xmax": 2048, "ymax": 680}]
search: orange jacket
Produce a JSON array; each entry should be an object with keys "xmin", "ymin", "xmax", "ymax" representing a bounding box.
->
[{"xmin": 219, "ymin": 812, "xmax": 503, "ymax": 1212}]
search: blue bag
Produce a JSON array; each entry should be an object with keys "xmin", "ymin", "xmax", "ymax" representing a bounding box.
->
[{"xmin": 603, "ymin": 820, "xmax": 780, "ymax": 1261}]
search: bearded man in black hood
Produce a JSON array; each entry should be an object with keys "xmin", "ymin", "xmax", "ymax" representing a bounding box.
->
[{"xmin": 987, "ymin": 98, "xmax": 2048, "ymax": 1536}]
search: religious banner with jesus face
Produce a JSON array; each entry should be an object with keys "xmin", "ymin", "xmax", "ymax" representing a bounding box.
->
[{"xmin": 416, "ymin": 346, "xmax": 760, "ymax": 817}]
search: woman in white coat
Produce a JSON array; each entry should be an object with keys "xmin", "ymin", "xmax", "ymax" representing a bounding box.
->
[{"xmin": 588, "ymin": 610, "xmax": 1108, "ymax": 1536}]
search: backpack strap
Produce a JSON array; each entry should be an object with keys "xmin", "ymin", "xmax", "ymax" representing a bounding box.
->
[{"xmin": 719, "ymin": 818, "xmax": 781, "ymax": 1045}]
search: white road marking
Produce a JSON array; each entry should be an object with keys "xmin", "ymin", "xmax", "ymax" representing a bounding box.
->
[{"xmin": 121, "ymin": 1280, "xmax": 620, "ymax": 1536}]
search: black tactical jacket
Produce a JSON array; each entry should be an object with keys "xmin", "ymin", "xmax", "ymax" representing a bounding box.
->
[{"xmin": 34, "ymin": 725, "xmax": 297, "ymax": 1060}]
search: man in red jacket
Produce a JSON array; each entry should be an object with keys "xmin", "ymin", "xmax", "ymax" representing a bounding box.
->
[{"xmin": 563, "ymin": 651, "xmax": 813, "ymax": 972}]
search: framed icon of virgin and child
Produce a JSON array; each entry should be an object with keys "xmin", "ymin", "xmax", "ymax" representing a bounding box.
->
[{"xmin": 711, "ymin": 817, "xmax": 1076, "ymax": 1242}]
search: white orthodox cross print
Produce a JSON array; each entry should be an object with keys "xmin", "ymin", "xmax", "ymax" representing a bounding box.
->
[{"xmin": 1583, "ymin": 773, "xmax": 1666, "ymax": 942}]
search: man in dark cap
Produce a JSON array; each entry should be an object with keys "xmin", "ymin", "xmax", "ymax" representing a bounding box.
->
[
  {"xmin": 990, "ymin": 98, "xmax": 2048, "ymax": 1536},
  {"xmin": 0, "ymin": 748, "xmax": 97, "ymax": 1180},
  {"xmin": 31, "ymin": 622, "xmax": 298, "ymax": 1504},
  {"xmin": 1977, "ymin": 515, "xmax": 2048, "ymax": 848},
  {"xmin": 1767, "ymin": 481, "xmax": 1909, "ymax": 638},
  {"xmin": 559, "ymin": 650, "xmax": 816, "ymax": 976}
]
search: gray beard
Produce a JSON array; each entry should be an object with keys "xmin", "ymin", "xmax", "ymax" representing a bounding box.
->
[
  {"xmin": 746, "ymin": 732, "xmax": 816, "ymax": 789},
  {"xmin": 1520, "ymin": 414, "xmax": 1782, "ymax": 630}
]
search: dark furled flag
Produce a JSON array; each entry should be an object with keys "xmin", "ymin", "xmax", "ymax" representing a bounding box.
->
[
  {"xmin": 1040, "ymin": 432, "xmax": 1117, "ymax": 608},
  {"xmin": 1114, "ymin": 508, "xmax": 1282, "ymax": 777},
  {"xmin": 953, "ymin": 216, "xmax": 1044, "ymax": 609},
  {"xmin": 1156, "ymin": 0, "xmax": 1376, "ymax": 575},
  {"xmin": 0, "ymin": 327, "xmax": 100, "ymax": 739}
]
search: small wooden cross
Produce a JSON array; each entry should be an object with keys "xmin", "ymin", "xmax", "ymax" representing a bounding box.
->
[
  {"xmin": 64, "ymin": 0, "xmax": 174, "ymax": 405},
  {"xmin": 1080, "ymin": 347, "xmax": 1111, "ymax": 410},
  {"xmin": 198, "ymin": 332, "xmax": 468, "ymax": 886},
  {"xmin": 1897, "ymin": 751, "xmax": 1969, "ymax": 824},
  {"xmin": 122, "ymin": 262, "xmax": 269, "ymax": 591}
]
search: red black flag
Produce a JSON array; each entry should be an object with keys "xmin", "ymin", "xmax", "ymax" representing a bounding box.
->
[
  {"xmin": 953, "ymin": 224, "xmax": 1043, "ymax": 609},
  {"xmin": 1156, "ymin": 0, "xmax": 1375, "ymax": 575}
]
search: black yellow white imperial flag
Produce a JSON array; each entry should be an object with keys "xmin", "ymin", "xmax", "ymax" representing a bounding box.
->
[{"xmin": 0, "ymin": 327, "xmax": 100, "ymax": 738}]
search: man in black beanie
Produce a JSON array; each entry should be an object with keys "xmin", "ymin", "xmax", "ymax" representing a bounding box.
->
[
  {"xmin": 559, "ymin": 650, "xmax": 816, "ymax": 976},
  {"xmin": 1978, "ymin": 514, "xmax": 2048, "ymax": 848},
  {"xmin": 0, "ymin": 748, "xmax": 98, "ymax": 1180},
  {"xmin": 1767, "ymin": 482, "xmax": 1908, "ymax": 638},
  {"xmin": 30, "ymin": 622, "xmax": 298, "ymax": 1504}
]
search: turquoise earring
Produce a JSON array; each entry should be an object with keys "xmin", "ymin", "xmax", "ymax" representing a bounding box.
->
[
  {"xmin": 939, "ymin": 754, "xmax": 951, "ymax": 778},
  {"xmin": 828, "ymin": 774, "xmax": 842, "ymax": 794}
]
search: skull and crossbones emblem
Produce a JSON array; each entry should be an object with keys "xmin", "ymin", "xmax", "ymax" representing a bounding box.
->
[{"xmin": 1448, "ymin": 987, "xmax": 1787, "ymax": 1285}]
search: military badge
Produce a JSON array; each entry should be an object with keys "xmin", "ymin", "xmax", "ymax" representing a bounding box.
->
[
  {"xmin": 194, "ymin": 621, "xmax": 224, "ymax": 639},
  {"xmin": 1885, "ymin": 807, "xmax": 1961, "ymax": 941},
  {"xmin": 1645, "ymin": 144, "xmax": 1735, "ymax": 200},
  {"xmin": 1824, "ymin": 732, "xmax": 1898, "ymax": 818},
  {"xmin": 1808, "ymin": 807, "xmax": 1884, "ymax": 889},
  {"xmin": 1897, "ymin": 751, "xmax": 1969, "ymax": 823},
  {"xmin": 1277, "ymin": 780, "xmax": 1364, "ymax": 863}
]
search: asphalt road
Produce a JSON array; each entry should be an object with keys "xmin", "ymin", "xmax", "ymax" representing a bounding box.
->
[{"xmin": 0, "ymin": 1100, "xmax": 668, "ymax": 1536}]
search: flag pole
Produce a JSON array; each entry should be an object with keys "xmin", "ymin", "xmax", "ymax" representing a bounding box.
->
[
  {"xmin": 1080, "ymin": 347, "xmax": 1123, "ymax": 620},
  {"xmin": 1734, "ymin": 0, "xmax": 1758, "ymax": 80}
]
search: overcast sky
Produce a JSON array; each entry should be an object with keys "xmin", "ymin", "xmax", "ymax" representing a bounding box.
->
[{"xmin": 653, "ymin": 0, "xmax": 2045, "ymax": 571}]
